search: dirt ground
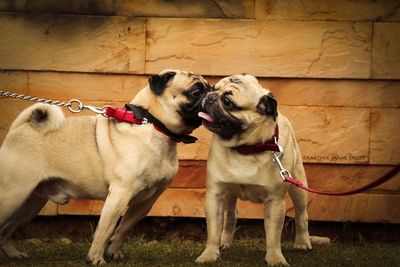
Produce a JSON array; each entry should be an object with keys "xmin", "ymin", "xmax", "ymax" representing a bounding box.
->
[{"xmin": 13, "ymin": 216, "xmax": 400, "ymax": 244}]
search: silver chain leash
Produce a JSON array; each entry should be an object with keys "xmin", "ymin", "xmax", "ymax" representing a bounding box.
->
[{"xmin": 0, "ymin": 90, "xmax": 110, "ymax": 116}]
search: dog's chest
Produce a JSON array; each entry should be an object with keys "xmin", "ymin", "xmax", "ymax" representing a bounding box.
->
[
  {"xmin": 221, "ymin": 153, "xmax": 276, "ymax": 185},
  {"xmin": 235, "ymin": 184, "xmax": 270, "ymax": 203},
  {"xmin": 212, "ymin": 152, "xmax": 283, "ymax": 202}
]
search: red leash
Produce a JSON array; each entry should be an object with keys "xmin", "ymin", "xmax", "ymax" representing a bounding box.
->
[
  {"xmin": 283, "ymin": 164, "xmax": 400, "ymax": 196},
  {"xmin": 264, "ymin": 134, "xmax": 400, "ymax": 196}
]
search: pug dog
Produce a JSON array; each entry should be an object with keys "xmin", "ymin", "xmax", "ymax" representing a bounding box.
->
[
  {"xmin": 196, "ymin": 74, "xmax": 329, "ymax": 265},
  {"xmin": 0, "ymin": 69, "xmax": 209, "ymax": 265}
]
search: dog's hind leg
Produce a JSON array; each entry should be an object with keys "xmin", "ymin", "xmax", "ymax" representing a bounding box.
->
[{"xmin": 0, "ymin": 191, "xmax": 47, "ymax": 258}]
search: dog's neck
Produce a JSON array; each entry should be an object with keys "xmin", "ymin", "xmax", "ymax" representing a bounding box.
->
[
  {"xmin": 217, "ymin": 118, "xmax": 277, "ymax": 150},
  {"xmin": 130, "ymin": 87, "xmax": 158, "ymax": 115},
  {"xmin": 125, "ymin": 104, "xmax": 198, "ymax": 144},
  {"xmin": 234, "ymin": 125, "xmax": 280, "ymax": 155},
  {"xmin": 131, "ymin": 87, "xmax": 183, "ymax": 134},
  {"xmin": 128, "ymin": 88, "xmax": 198, "ymax": 144}
]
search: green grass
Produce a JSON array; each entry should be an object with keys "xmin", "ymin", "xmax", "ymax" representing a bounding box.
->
[{"xmin": 1, "ymin": 237, "xmax": 399, "ymax": 266}]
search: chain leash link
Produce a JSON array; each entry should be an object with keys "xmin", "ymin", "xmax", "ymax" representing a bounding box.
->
[{"xmin": 0, "ymin": 90, "xmax": 110, "ymax": 116}]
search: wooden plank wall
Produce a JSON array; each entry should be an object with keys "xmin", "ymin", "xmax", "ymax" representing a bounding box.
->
[{"xmin": 0, "ymin": 0, "xmax": 399, "ymax": 223}]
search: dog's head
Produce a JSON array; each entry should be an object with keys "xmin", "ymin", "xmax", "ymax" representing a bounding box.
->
[
  {"xmin": 133, "ymin": 69, "xmax": 210, "ymax": 135},
  {"xmin": 198, "ymin": 73, "xmax": 278, "ymax": 146}
]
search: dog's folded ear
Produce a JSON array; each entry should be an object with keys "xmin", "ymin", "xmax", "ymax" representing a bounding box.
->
[
  {"xmin": 149, "ymin": 71, "xmax": 177, "ymax": 95},
  {"xmin": 256, "ymin": 93, "xmax": 278, "ymax": 121}
]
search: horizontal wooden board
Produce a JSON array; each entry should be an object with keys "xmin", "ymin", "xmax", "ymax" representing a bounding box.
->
[
  {"xmin": 0, "ymin": 14, "xmax": 146, "ymax": 73},
  {"xmin": 180, "ymin": 106, "xmax": 372, "ymax": 164},
  {"xmin": 255, "ymin": 0, "xmax": 400, "ymax": 22},
  {"xmin": 372, "ymin": 23, "xmax": 400, "ymax": 79},
  {"xmin": 55, "ymin": 188, "xmax": 400, "ymax": 223},
  {"xmin": 28, "ymin": 72, "xmax": 147, "ymax": 102},
  {"xmin": 0, "ymin": 0, "xmax": 115, "ymax": 15},
  {"xmin": 2, "ymin": 71, "xmax": 399, "ymax": 165},
  {"xmin": 172, "ymin": 161, "xmax": 400, "ymax": 194},
  {"xmin": 2, "ymin": 71, "xmax": 399, "ymax": 108},
  {"xmin": 146, "ymin": 18, "xmax": 372, "ymax": 78},
  {"xmin": 261, "ymin": 79, "xmax": 400, "ymax": 109},
  {"xmin": 290, "ymin": 193, "xmax": 400, "ymax": 223},
  {"xmin": 0, "ymin": 0, "xmax": 254, "ymax": 18},
  {"xmin": 2, "ymin": 0, "xmax": 400, "ymax": 22},
  {"xmin": 0, "ymin": 100, "xmax": 386, "ymax": 165},
  {"xmin": 118, "ymin": 0, "xmax": 254, "ymax": 18},
  {"xmin": 42, "ymin": 161, "xmax": 400, "ymax": 222}
]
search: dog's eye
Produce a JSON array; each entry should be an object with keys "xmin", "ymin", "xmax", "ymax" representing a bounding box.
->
[
  {"xmin": 191, "ymin": 88, "xmax": 202, "ymax": 97},
  {"xmin": 222, "ymin": 96, "xmax": 232, "ymax": 108}
]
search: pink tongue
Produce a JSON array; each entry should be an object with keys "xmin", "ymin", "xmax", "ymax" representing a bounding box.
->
[{"xmin": 198, "ymin": 112, "xmax": 214, "ymax": 123}]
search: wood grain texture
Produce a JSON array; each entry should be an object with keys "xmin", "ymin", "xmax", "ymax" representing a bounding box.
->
[
  {"xmin": 171, "ymin": 161, "xmax": 400, "ymax": 194},
  {"xmin": 370, "ymin": 108, "xmax": 400, "ymax": 165},
  {"xmin": 56, "ymin": 188, "xmax": 400, "ymax": 223},
  {"xmin": 372, "ymin": 23, "xmax": 400, "ymax": 79},
  {"xmin": 255, "ymin": 0, "xmax": 400, "ymax": 21},
  {"xmin": 2, "ymin": 97, "xmax": 394, "ymax": 165},
  {"xmin": 0, "ymin": 0, "xmax": 254, "ymax": 18},
  {"xmin": 0, "ymin": 14, "xmax": 146, "ymax": 73},
  {"xmin": 146, "ymin": 18, "xmax": 371, "ymax": 78}
]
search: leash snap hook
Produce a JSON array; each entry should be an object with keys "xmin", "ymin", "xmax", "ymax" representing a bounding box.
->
[
  {"xmin": 272, "ymin": 143, "xmax": 292, "ymax": 182},
  {"xmin": 84, "ymin": 105, "xmax": 107, "ymax": 115}
]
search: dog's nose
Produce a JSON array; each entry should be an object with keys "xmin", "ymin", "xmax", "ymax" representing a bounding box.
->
[{"xmin": 207, "ymin": 93, "xmax": 218, "ymax": 103}]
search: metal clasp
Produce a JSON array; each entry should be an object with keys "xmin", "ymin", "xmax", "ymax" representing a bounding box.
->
[
  {"xmin": 85, "ymin": 105, "xmax": 106, "ymax": 114},
  {"xmin": 272, "ymin": 138, "xmax": 292, "ymax": 181},
  {"xmin": 68, "ymin": 99, "xmax": 110, "ymax": 117}
]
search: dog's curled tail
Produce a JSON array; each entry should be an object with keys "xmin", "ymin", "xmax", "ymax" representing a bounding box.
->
[{"xmin": 10, "ymin": 103, "xmax": 65, "ymax": 133}]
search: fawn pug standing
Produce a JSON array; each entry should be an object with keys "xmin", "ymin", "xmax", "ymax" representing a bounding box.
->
[
  {"xmin": 0, "ymin": 69, "xmax": 209, "ymax": 265},
  {"xmin": 196, "ymin": 74, "xmax": 329, "ymax": 265}
]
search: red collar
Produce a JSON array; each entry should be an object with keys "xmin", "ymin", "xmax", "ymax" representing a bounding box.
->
[
  {"xmin": 235, "ymin": 125, "xmax": 280, "ymax": 155},
  {"xmin": 105, "ymin": 106, "xmax": 198, "ymax": 144}
]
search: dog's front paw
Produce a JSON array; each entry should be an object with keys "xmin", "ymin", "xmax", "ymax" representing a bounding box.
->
[
  {"xmin": 86, "ymin": 253, "xmax": 107, "ymax": 265},
  {"xmin": 265, "ymin": 249, "xmax": 288, "ymax": 266},
  {"xmin": 195, "ymin": 248, "xmax": 220, "ymax": 263}
]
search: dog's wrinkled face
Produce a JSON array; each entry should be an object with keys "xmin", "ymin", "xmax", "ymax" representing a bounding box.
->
[
  {"xmin": 199, "ymin": 74, "xmax": 278, "ymax": 145},
  {"xmin": 147, "ymin": 69, "xmax": 210, "ymax": 134}
]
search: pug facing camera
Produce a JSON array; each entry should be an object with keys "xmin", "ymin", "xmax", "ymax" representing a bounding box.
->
[{"xmin": 197, "ymin": 74, "xmax": 330, "ymax": 265}]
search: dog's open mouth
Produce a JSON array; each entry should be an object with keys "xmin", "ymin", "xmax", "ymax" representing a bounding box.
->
[{"xmin": 198, "ymin": 111, "xmax": 214, "ymax": 123}]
